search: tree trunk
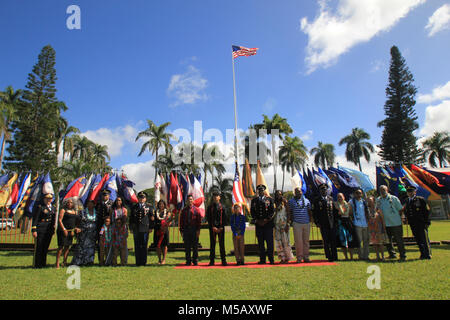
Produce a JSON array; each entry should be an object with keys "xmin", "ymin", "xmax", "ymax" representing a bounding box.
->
[
  {"xmin": 358, "ymin": 159, "xmax": 362, "ymax": 172},
  {"xmin": 281, "ymin": 168, "xmax": 285, "ymax": 193}
]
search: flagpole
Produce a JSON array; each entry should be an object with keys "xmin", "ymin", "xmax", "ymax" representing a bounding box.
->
[{"xmin": 231, "ymin": 47, "xmax": 239, "ymax": 165}]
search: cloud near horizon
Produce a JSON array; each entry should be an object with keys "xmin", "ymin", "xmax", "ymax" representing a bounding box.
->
[{"xmin": 300, "ymin": 0, "xmax": 425, "ymax": 74}]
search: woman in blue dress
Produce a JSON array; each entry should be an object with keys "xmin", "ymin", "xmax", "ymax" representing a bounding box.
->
[{"xmin": 72, "ymin": 200, "xmax": 97, "ymax": 266}]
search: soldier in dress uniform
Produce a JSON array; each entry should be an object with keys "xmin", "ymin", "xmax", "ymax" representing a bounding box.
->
[
  {"xmin": 129, "ymin": 191, "xmax": 154, "ymax": 266},
  {"xmin": 31, "ymin": 193, "xmax": 57, "ymax": 268},
  {"xmin": 250, "ymin": 184, "xmax": 275, "ymax": 264},
  {"xmin": 402, "ymin": 185, "xmax": 432, "ymax": 259},
  {"xmin": 206, "ymin": 189, "xmax": 228, "ymax": 266},
  {"xmin": 96, "ymin": 189, "xmax": 114, "ymax": 238},
  {"xmin": 312, "ymin": 183, "xmax": 339, "ymax": 262}
]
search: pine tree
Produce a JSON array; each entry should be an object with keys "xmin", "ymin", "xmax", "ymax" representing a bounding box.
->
[
  {"xmin": 5, "ymin": 45, "xmax": 66, "ymax": 173},
  {"xmin": 377, "ymin": 46, "xmax": 419, "ymax": 164}
]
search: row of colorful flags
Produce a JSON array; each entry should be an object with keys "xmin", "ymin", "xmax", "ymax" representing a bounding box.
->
[
  {"xmin": 0, "ymin": 172, "xmax": 139, "ymax": 219},
  {"xmin": 154, "ymin": 172, "xmax": 205, "ymax": 216},
  {"xmin": 0, "ymin": 172, "xmax": 54, "ymax": 218},
  {"xmin": 376, "ymin": 164, "xmax": 450, "ymax": 201}
]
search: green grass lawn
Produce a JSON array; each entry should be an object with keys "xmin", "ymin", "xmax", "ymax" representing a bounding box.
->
[{"xmin": 0, "ymin": 221, "xmax": 449, "ymax": 300}]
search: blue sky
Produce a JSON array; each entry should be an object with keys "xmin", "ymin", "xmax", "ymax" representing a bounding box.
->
[{"xmin": 1, "ymin": 0, "xmax": 450, "ymax": 190}]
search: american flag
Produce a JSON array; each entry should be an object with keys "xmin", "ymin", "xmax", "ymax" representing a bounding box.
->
[
  {"xmin": 232, "ymin": 45, "xmax": 258, "ymax": 59},
  {"xmin": 232, "ymin": 164, "xmax": 246, "ymax": 206}
]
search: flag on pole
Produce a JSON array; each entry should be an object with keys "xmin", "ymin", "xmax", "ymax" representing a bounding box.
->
[
  {"xmin": 79, "ymin": 174, "xmax": 95, "ymax": 205},
  {"xmin": 89, "ymin": 173, "xmax": 109, "ymax": 203},
  {"xmin": 232, "ymin": 45, "xmax": 259, "ymax": 59},
  {"xmin": 11, "ymin": 172, "xmax": 31, "ymax": 215},
  {"xmin": 103, "ymin": 174, "xmax": 118, "ymax": 202},
  {"xmin": 64, "ymin": 175, "xmax": 86, "ymax": 203},
  {"xmin": 232, "ymin": 163, "xmax": 248, "ymax": 212},
  {"xmin": 241, "ymin": 158, "xmax": 255, "ymax": 198},
  {"xmin": 188, "ymin": 174, "xmax": 205, "ymax": 217},
  {"xmin": 256, "ymin": 160, "xmax": 270, "ymax": 197},
  {"xmin": 0, "ymin": 173, "xmax": 18, "ymax": 206},
  {"xmin": 122, "ymin": 177, "xmax": 138, "ymax": 204},
  {"xmin": 154, "ymin": 174, "xmax": 161, "ymax": 203}
]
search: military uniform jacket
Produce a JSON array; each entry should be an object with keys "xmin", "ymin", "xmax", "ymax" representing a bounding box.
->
[
  {"xmin": 404, "ymin": 196, "xmax": 430, "ymax": 226},
  {"xmin": 31, "ymin": 203, "xmax": 57, "ymax": 234},
  {"xmin": 206, "ymin": 202, "xmax": 228, "ymax": 229},
  {"xmin": 250, "ymin": 196, "xmax": 275, "ymax": 228},
  {"xmin": 312, "ymin": 195, "xmax": 338, "ymax": 229},
  {"xmin": 130, "ymin": 202, "xmax": 154, "ymax": 233},
  {"xmin": 96, "ymin": 199, "xmax": 113, "ymax": 226}
]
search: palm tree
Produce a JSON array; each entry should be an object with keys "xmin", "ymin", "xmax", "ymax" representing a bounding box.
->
[
  {"xmin": 202, "ymin": 143, "xmax": 226, "ymax": 193},
  {"xmin": 0, "ymin": 86, "xmax": 22, "ymax": 171},
  {"xmin": 153, "ymin": 154, "xmax": 177, "ymax": 175},
  {"xmin": 279, "ymin": 136, "xmax": 308, "ymax": 191},
  {"xmin": 211, "ymin": 175, "xmax": 233, "ymax": 209},
  {"xmin": 136, "ymin": 120, "xmax": 175, "ymax": 182},
  {"xmin": 253, "ymin": 114, "xmax": 293, "ymax": 191},
  {"xmin": 310, "ymin": 141, "xmax": 335, "ymax": 168},
  {"xmin": 240, "ymin": 127, "xmax": 271, "ymax": 174},
  {"xmin": 54, "ymin": 116, "xmax": 80, "ymax": 165},
  {"xmin": 90, "ymin": 143, "xmax": 111, "ymax": 170},
  {"xmin": 421, "ymin": 131, "xmax": 450, "ymax": 168},
  {"xmin": 338, "ymin": 127, "xmax": 374, "ymax": 171},
  {"xmin": 71, "ymin": 135, "xmax": 95, "ymax": 162}
]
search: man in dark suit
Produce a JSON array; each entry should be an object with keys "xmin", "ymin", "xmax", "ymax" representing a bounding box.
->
[
  {"xmin": 180, "ymin": 195, "xmax": 202, "ymax": 266},
  {"xmin": 312, "ymin": 183, "xmax": 339, "ymax": 262},
  {"xmin": 251, "ymin": 184, "xmax": 275, "ymax": 264},
  {"xmin": 403, "ymin": 185, "xmax": 432, "ymax": 259},
  {"xmin": 129, "ymin": 191, "xmax": 154, "ymax": 266},
  {"xmin": 206, "ymin": 190, "xmax": 228, "ymax": 266}
]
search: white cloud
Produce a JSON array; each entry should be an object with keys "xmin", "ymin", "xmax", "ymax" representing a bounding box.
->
[
  {"xmin": 121, "ymin": 160, "xmax": 155, "ymax": 192},
  {"xmin": 81, "ymin": 125, "xmax": 138, "ymax": 157},
  {"xmin": 167, "ymin": 65, "xmax": 208, "ymax": 107},
  {"xmin": 417, "ymin": 81, "xmax": 450, "ymax": 104},
  {"xmin": 420, "ymin": 100, "xmax": 450, "ymax": 137},
  {"xmin": 425, "ymin": 4, "xmax": 450, "ymax": 37},
  {"xmin": 300, "ymin": 0, "xmax": 425, "ymax": 74},
  {"xmin": 300, "ymin": 130, "xmax": 313, "ymax": 141}
]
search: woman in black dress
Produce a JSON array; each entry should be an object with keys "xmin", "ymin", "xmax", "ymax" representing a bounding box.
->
[
  {"xmin": 56, "ymin": 198, "xmax": 80, "ymax": 268},
  {"xmin": 154, "ymin": 200, "xmax": 172, "ymax": 264}
]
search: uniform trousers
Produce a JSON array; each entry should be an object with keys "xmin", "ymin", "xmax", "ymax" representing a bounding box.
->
[
  {"xmin": 34, "ymin": 223, "xmax": 54, "ymax": 268},
  {"xmin": 410, "ymin": 222, "xmax": 431, "ymax": 258},
  {"xmin": 320, "ymin": 225, "xmax": 338, "ymax": 261},
  {"xmin": 255, "ymin": 224, "xmax": 274, "ymax": 263},
  {"xmin": 134, "ymin": 231, "xmax": 149, "ymax": 266}
]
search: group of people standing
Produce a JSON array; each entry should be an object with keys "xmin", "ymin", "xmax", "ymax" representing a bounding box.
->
[
  {"xmin": 31, "ymin": 181, "xmax": 432, "ymax": 268},
  {"xmin": 31, "ymin": 190, "xmax": 173, "ymax": 268}
]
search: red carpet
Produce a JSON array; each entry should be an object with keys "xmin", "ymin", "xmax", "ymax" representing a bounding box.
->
[{"xmin": 175, "ymin": 260, "xmax": 337, "ymax": 269}]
